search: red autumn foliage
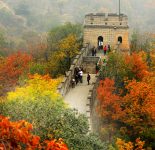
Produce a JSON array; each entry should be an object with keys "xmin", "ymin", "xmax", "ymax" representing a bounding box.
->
[
  {"xmin": 45, "ymin": 139, "xmax": 69, "ymax": 150},
  {"xmin": 97, "ymin": 78, "xmax": 122, "ymax": 120},
  {"xmin": 125, "ymin": 53, "xmax": 150, "ymax": 80},
  {"xmin": 121, "ymin": 79, "xmax": 155, "ymax": 127},
  {"xmin": 0, "ymin": 115, "xmax": 68, "ymax": 150},
  {"xmin": 0, "ymin": 115, "xmax": 40, "ymax": 150},
  {"xmin": 0, "ymin": 52, "xmax": 32, "ymax": 95}
]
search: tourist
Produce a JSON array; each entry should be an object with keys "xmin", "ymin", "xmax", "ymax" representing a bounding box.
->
[
  {"xmin": 75, "ymin": 74, "xmax": 79, "ymax": 85},
  {"xmin": 78, "ymin": 69, "xmax": 83, "ymax": 83},
  {"xmin": 80, "ymin": 65, "xmax": 84, "ymax": 72},
  {"xmin": 71, "ymin": 78, "xmax": 76, "ymax": 88},
  {"xmin": 92, "ymin": 47, "xmax": 95, "ymax": 56},
  {"xmin": 103, "ymin": 45, "xmax": 107, "ymax": 55},
  {"xmin": 99, "ymin": 41, "xmax": 103, "ymax": 49},
  {"xmin": 87, "ymin": 73, "xmax": 91, "ymax": 85},
  {"xmin": 95, "ymin": 63, "xmax": 99, "ymax": 74},
  {"xmin": 108, "ymin": 44, "xmax": 111, "ymax": 52}
]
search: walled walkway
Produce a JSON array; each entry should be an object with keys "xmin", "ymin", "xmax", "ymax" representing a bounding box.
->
[
  {"xmin": 64, "ymin": 50, "xmax": 106, "ymax": 115},
  {"xmin": 64, "ymin": 74, "xmax": 96, "ymax": 115}
]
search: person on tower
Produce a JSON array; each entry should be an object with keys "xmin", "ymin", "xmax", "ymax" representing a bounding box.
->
[{"xmin": 103, "ymin": 45, "xmax": 107, "ymax": 55}]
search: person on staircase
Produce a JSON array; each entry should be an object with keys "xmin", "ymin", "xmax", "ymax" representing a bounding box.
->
[{"xmin": 92, "ymin": 47, "xmax": 95, "ymax": 56}]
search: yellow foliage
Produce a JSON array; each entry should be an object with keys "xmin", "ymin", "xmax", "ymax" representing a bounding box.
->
[
  {"xmin": 116, "ymin": 138, "xmax": 133, "ymax": 150},
  {"xmin": 47, "ymin": 34, "xmax": 80, "ymax": 77},
  {"xmin": 116, "ymin": 138, "xmax": 145, "ymax": 150},
  {"xmin": 7, "ymin": 74, "xmax": 62, "ymax": 101},
  {"xmin": 59, "ymin": 34, "xmax": 79, "ymax": 58}
]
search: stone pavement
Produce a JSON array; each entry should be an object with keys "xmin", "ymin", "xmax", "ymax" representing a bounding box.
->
[
  {"xmin": 64, "ymin": 74, "xmax": 96, "ymax": 115},
  {"xmin": 64, "ymin": 50, "xmax": 106, "ymax": 116}
]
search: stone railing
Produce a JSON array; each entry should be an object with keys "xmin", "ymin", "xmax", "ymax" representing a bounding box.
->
[
  {"xmin": 58, "ymin": 43, "xmax": 92, "ymax": 96},
  {"xmin": 87, "ymin": 56, "xmax": 107, "ymax": 132},
  {"xmin": 86, "ymin": 57, "xmax": 102, "ymax": 131}
]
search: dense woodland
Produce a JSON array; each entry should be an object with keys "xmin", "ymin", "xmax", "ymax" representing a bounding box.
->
[
  {"xmin": 0, "ymin": 22, "xmax": 155, "ymax": 149},
  {"xmin": 0, "ymin": 0, "xmax": 155, "ymax": 148}
]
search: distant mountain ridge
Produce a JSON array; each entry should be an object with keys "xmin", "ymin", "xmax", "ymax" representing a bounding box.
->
[
  {"xmin": 0, "ymin": 1, "xmax": 27, "ymax": 36},
  {"xmin": 0, "ymin": 0, "xmax": 155, "ymax": 35}
]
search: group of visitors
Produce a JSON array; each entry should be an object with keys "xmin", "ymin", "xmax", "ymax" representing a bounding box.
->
[
  {"xmin": 92, "ymin": 44, "xmax": 111, "ymax": 56},
  {"xmin": 71, "ymin": 67, "xmax": 91, "ymax": 88},
  {"xmin": 71, "ymin": 43, "xmax": 111, "ymax": 88},
  {"xmin": 71, "ymin": 67, "xmax": 83, "ymax": 88}
]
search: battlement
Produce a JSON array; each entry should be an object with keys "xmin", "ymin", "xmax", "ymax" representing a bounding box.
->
[
  {"xmin": 84, "ymin": 13, "xmax": 128, "ymax": 28},
  {"xmin": 83, "ymin": 12, "xmax": 130, "ymax": 52}
]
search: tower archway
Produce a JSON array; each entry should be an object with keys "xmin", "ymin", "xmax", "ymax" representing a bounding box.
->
[
  {"xmin": 118, "ymin": 36, "xmax": 122, "ymax": 44},
  {"xmin": 98, "ymin": 36, "xmax": 103, "ymax": 49}
]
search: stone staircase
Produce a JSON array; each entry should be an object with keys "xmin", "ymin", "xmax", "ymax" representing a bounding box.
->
[{"xmin": 58, "ymin": 44, "xmax": 107, "ymax": 131}]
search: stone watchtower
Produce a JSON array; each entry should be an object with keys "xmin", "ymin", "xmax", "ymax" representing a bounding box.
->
[{"xmin": 83, "ymin": 13, "xmax": 130, "ymax": 52}]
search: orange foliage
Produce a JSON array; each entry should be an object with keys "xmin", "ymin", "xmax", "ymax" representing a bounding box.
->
[
  {"xmin": 0, "ymin": 115, "xmax": 40, "ymax": 150},
  {"xmin": 45, "ymin": 139, "xmax": 68, "ymax": 150},
  {"xmin": 116, "ymin": 138, "xmax": 145, "ymax": 150},
  {"xmin": 121, "ymin": 80, "xmax": 155, "ymax": 127},
  {"xmin": 143, "ymin": 72, "xmax": 155, "ymax": 92},
  {"xmin": 125, "ymin": 53, "xmax": 150, "ymax": 80},
  {"xmin": 0, "ymin": 52, "xmax": 32, "ymax": 95},
  {"xmin": 0, "ymin": 115, "xmax": 68, "ymax": 150},
  {"xmin": 116, "ymin": 138, "xmax": 133, "ymax": 150},
  {"xmin": 97, "ymin": 52, "xmax": 154, "ymax": 148},
  {"xmin": 97, "ymin": 78, "xmax": 122, "ymax": 120},
  {"xmin": 135, "ymin": 138, "xmax": 145, "ymax": 150}
]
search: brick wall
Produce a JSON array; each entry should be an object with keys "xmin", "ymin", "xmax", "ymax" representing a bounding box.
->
[
  {"xmin": 84, "ymin": 27, "xmax": 129, "ymax": 50},
  {"xmin": 83, "ymin": 13, "xmax": 130, "ymax": 51}
]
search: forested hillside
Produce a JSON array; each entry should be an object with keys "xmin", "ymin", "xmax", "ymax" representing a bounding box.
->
[
  {"xmin": 0, "ymin": 1, "xmax": 155, "ymax": 149},
  {"xmin": 1, "ymin": 0, "xmax": 155, "ymax": 35}
]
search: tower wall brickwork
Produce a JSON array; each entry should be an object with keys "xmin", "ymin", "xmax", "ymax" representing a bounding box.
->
[{"xmin": 83, "ymin": 13, "xmax": 130, "ymax": 52}]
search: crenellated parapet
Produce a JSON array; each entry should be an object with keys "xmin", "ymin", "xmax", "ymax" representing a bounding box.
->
[
  {"xmin": 83, "ymin": 13, "xmax": 130, "ymax": 52},
  {"xmin": 57, "ymin": 43, "xmax": 92, "ymax": 96}
]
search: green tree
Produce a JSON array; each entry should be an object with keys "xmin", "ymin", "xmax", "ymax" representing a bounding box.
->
[
  {"xmin": 48, "ymin": 22, "xmax": 83, "ymax": 52},
  {"xmin": 48, "ymin": 34, "xmax": 79, "ymax": 77},
  {"xmin": 100, "ymin": 52, "xmax": 130, "ymax": 94},
  {"xmin": 0, "ymin": 74, "xmax": 105, "ymax": 150},
  {"xmin": 59, "ymin": 34, "xmax": 79, "ymax": 66}
]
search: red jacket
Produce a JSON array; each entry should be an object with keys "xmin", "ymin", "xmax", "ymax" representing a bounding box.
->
[{"xmin": 104, "ymin": 46, "xmax": 107, "ymax": 51}]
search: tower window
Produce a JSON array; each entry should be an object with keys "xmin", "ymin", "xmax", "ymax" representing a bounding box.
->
[
  {"xmin": 98, "ymin": 36, "xmax": 103, "ymax": 49},
  {"xmin": 105, "ymin": 22, "xmax": 107, "ymax": 25},
  {"xmin": 118, "ymin": 36, "xmax": 122, "ymax": 43}
]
